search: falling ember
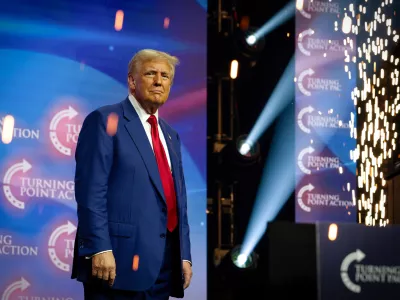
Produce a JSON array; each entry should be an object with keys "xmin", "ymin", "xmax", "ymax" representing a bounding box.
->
[
  {"xmin": 164, "ymin": 17, "xmax": 170, "ymax": 29},
  {"xmin": 106, "ymin": 113, "xmax": 119, "ymax": 136},
  {"xmin": 115, "ymin": 10, "xmax": 124, "ymax": 31},
  {"xmin": 239, "ymin": 16, "xmax": 250, "ymax": 31},
  {"xmin": 132, "ymin": 255, "xmax": 139, "ymax": 271},
  {"xmin": 343, "ymin": 0, "xmax": 398, "ymax": 226}
]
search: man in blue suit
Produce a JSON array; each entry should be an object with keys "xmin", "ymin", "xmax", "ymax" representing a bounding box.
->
[{"xmin": 71, "ymin": 49, "xmax": 192, "ymax": 299}]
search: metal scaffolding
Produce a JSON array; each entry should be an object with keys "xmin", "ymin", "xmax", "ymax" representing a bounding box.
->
[{"xmin": 208, "ymin": 0, "xmax": 238, "ymax": 267}]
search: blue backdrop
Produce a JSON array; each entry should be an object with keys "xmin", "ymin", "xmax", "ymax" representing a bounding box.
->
[
  {"xmin": 295, "ymin": 0, "xmax": 357, "ymax": 223},
  {"xmin": 0, "ymin": 1, "xmax": 207, "ymax": 299}
]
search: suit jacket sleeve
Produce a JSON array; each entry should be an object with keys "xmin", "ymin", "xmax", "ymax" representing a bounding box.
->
[
  {"xmin": 74, "ymin": 110, "xmax": 113, "ymax": 257},
  {"xmin": 177, "ymin": 133, "xmax": 192, "ymax": 264}
]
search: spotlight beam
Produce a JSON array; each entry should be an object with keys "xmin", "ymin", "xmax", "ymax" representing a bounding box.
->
[
  {"xmin": 248, "ymin": 1, "xmax": 295, "ymax": 44},
  {"xmin": 245, "ymin": 55, "xmax": 295, "ymax": 147},
  {"xmin": 240, "ymin": 106, "xmax": 295, "ymax": 258}
]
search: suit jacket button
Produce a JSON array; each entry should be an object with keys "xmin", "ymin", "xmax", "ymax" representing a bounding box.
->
[{"xmin": 160, "ymin": 233, "xmax": 166, "ymax": 238}]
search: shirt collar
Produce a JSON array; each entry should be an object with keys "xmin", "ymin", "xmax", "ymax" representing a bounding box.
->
[{"xmin": 128, "ymin": 94, "xmax": 159, "ymax": 125}]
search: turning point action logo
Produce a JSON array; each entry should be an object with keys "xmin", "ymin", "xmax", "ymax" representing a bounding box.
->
[
  {"xmin": 48, "ymin": 221, "xmax": 77, "ymax": 272},
  {"xmin": 297, "ymin": 183, "xmax": 352, "ymax": 212},
  {"xmin": 297, "ymin": 28, "xmax": 353, "ymax": 56},
  {"xmin": 49, "ymin": 106, "xmax": 81, "ymax": 156},
  {"xmin": 2, "ymin": 160, "xmax": 32, "ymax": 209},
  {"xmin": 340, "ymin": 249, "xmax": 400, "ymax": 293},
  {"xmin": 297, "ymin": 105, "xmax": 349, "ymax": 134},
  {"xmin": 297, "ymin": 183, "xmax": 314, "ymax": 212},
  {"xmin": 2, "ymin": 159, "xmax": 75, "ymax": 210},
  {"xmin": 1, "ymin": 277, "xmax": 73, "ymax": 300},
  {"xmin": 1, "ymin": 278, "xmax": 30, "ymax": 300}
]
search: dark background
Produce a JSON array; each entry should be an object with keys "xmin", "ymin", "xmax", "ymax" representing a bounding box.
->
[{"xmin": 206, "ymin": 0, "xmax": 295, "ymax": 298}]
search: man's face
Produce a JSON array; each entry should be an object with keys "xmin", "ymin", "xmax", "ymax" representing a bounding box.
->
[{"xmin": 128, "ymin": 60, "xmax": 172, "ymax": 108}]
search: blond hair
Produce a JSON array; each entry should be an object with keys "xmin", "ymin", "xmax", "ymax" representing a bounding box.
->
[{"xmin": 128, "ymin": 49, "xmax": 179, "ymax": 81}]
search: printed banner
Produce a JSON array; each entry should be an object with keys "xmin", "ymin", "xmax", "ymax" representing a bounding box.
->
[
  {"xmin": 317, "ymin": 223, "xmax": 400, "ymax": 299},
  {"xmin": 0, "ymin": 1, "xmax": 207, "ymax": 300},
  {"xmin": 295, "ymin": 0, "xmax": 357, "ymax": 222}
]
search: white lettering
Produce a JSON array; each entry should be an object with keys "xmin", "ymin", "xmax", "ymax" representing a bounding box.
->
[
  {"xmin": 307, "ymin": 1, "xmax": 340, "ymax": 13},
  {"xmin": 0, "ymin": 119, "xmax": 40, "ymax": 140},
  {"xmin": 65, "ymin": 248, "xmax": 74, "ymax": 259},
  {"xmin": 19, "ymin": 177, "xmax": 75, "ymax": 201},
  {"xmin": 307, "ymin": 78, "xmax": 342, "ymax": 91},
  {"xmin": 0, "ymin": 245, "xmax": 38, "ymax": 256},
  {"xmin": 307, "ymin": 115, "xmax": 347, "ymax": 128},
  {"xmin": 306, "ymin": 38, "xmax": 352, "ymax": 52},
  {"xmin": 305, "ymin": 194, "xmax": 353, "ymax": 207},
  {"xmin": 64, "ymin": 239, "xmax": 74, "ymax": 259},
  {"xmin": 65, "ymin": 124, "xmax": 81, "ymax": 143},
  {"xmin": 65, "ymin": 124, "xmax": 82, "ymax": 134},
  {"xmin": 300, "ymin": 114, "xmax": 351, "ymax": 131},
  {"xmin": 0, "ymin": 235, "xmax": 12, "ymax": 245},
  {"xmin": 329, "ymin": 199, "xmax": 353, "ymax": 207},
  {"xmin": 307, "ymin": 156, "xmax": 340, "ymax": 169},
  {"xmin": 354, "ymin": 264, "xmax": 400, "ymax": 284},
  {"xmin": 66, "ymin": 133, "xmax": 78, "ymax": 143},
  {"xmin": 0, "ymin": 234, "xmax": 38, "ymax": 256}
]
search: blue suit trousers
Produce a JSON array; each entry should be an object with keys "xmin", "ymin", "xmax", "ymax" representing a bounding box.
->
[{"xmin": 83, "ymin": 229, "xmax": 181, "ymax": 300}]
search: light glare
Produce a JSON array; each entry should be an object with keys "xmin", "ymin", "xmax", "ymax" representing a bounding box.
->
[
  {"xmin": 246, "ymin": 35, "xmax": 256, "ymax": 45},
  {"xmin": 1, "ymin": 115, "xmax": 15, "ymax": 144},
  {"xmin": 230, "ymin": 60, "xmax": 239, "ymax": 79}
]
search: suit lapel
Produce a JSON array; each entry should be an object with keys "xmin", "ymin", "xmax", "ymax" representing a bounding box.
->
[{"xmin": 122, "ymin": 98, "xmax": 166, "ymax": 203}]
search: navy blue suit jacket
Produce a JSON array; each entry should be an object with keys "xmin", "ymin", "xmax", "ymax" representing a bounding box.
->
[{"xmin": 71, "ymin": 98, "xmax": 191, "ymax": 297}]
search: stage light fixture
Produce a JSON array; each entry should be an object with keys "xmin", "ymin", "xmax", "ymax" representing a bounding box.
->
[
  {"xmin": 230, "ymin": 244, "xmax": 259, "ymax": 269},
  {"xmin": 214, "ymin": 243, "xmax": 264, "ymax": 300},
  {"xmin": 238, "ymin": 142, "xmax": 251, "ymax": 156},
  {"xmin": 246, "ymin": 35, "xmax": 256, "ymax": 46},
  {"xmin": 235, "ymin": 26, "xmax": 266, "ymax": 60},
  {"xmin": 216, "ymin": 135, "xmax": 261, "ymax": 184},
  {"xmin": 236, "ymin": 134, "xmax": 260, "ymax": 159}
]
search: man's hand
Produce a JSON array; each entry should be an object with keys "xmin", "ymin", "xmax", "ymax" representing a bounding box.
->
[
  {"xmin": 92, "ymin": 251, "xmax": 116, "ymax": 286},
  {"xmin": 182, "ymin": 261, "xmax": 193, "ymax": 289}
]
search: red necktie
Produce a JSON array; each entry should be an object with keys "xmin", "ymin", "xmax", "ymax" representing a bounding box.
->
[{"xmin": 147, "ymin": 115, "xmax": 178, "ymax": 232}]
